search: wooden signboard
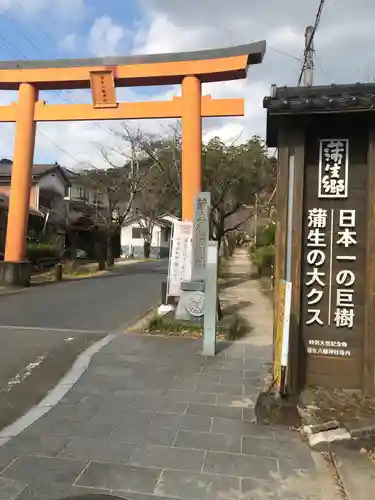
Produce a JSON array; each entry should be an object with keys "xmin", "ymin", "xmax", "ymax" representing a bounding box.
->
[{"xmin": 301, "ymin": 129, "xmax": 368, "ymax": 389}]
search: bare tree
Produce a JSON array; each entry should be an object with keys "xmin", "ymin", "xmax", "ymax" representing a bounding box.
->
[
  {"xmin": 83, "ymin": 126, "xmax": 157, "ymax": 265},
  {"xmin": 134, "ymin": 167, "xmax": 179, "ymax": 257}
]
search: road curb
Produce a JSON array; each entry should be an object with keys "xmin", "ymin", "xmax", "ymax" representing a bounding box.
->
[
  {"xmin": 122, "ymin": 302, "xmax": 159, "ymax": 333},
  {"xmin": 0, "ymin": 332, "xmax": 116, "ymax": 444},
  {"xmin": 0, "ymin": 258, "xmax": 161, "ymax": 294},
  {"xmin": 0, "ymin": 287, "xmax": 29, "ymax": 297},
  {"xmin": 330, "ymin": 451, "xmax": 351, "ymax": 499}
]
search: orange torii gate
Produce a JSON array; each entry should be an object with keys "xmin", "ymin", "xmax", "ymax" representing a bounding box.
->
[{"xmin": 0, "ymin": 41, "xmax": 266, "ymax": 286}]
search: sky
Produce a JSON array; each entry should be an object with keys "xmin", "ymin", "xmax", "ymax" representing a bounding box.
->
[{"xmin": 0, "ymin": 0, "xmax": 374, "ymax": 168}]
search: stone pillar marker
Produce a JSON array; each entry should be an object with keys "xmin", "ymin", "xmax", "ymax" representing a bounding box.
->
[{"xmin": 175, "ymin": 192, "xmax": 211, "ymax": 322}]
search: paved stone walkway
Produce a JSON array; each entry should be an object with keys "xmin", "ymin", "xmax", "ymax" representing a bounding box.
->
[
  {"xmin": 220, "ymin": 247, "xmax": 273, "ymax": 346},
  {"xmin": 0, "ymin": 250, "xmax": 341, "ymax": 500}
]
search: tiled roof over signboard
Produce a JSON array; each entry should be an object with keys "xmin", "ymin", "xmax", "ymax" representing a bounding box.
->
[{"xmin": 263, "ymin": 83, "xmax": 375, "ymax": 114}]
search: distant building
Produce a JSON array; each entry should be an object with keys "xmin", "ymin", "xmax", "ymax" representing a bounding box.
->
[
  {"xmin": 0, "ymin": 160, "xmax": 70, "ymax": 252},
  {"xmin": 120, "ymin": 214, "xmax": 177, "ymax": 258}
]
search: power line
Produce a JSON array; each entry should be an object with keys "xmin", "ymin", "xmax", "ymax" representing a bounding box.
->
[
  {"xmin": 6, "ymin": 0, "xmax": 116, "ymax": 138},
  {"xmin": 0, "ymin": 30, "xmax": 84, "ymax": 164},
  {"xmin": 0, "ymin": 6, "xmax": 116, "ymax": 165},
  {"xmin": 297, "ymin": 0, "xmax": 326, "ymax": 86},
  {"xmin": 0, "ymin": 94, "xmax": 82, "ymax": 164}
]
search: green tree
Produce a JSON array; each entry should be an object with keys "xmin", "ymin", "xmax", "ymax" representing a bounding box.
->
[
  {"xmin": 85, "ymin": 124, "xmax": 179, "ymax": 262},
  {"xmin": 202, "ymin": 135, "xmax": 276, "ymax": 248}
]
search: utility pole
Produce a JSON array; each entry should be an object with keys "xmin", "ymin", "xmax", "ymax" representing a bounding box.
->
[{"xmin": 303, "ymin": 25, "xmax": 314, "ymax": 87}]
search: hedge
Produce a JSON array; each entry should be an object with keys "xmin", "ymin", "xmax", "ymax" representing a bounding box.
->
[{"xmin": 27, "ymin": 243, "xmax": 60, "ymax": 263}]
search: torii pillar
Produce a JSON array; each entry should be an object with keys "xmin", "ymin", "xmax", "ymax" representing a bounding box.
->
[
  {"xmin": 0, "ymin": 41, "xmax": 266, "ymax": 287},
  {"xmin": 181, "ymin": 75, "xmax": 202, "ymax": 221},
  {"xmin": 2, "ymin": 83, "xmax": 38, "ymax": 286}
]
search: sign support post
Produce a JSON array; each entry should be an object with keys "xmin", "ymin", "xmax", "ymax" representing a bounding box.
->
[{"xmin": 202, "ymin": 240, "xmax": 218, "ymax": 356}]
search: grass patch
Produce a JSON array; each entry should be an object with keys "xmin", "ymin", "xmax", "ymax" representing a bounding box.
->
[
  {"xmin": 30, "ymin": 257, "xmax": 157, "ymax": 285},
  {"xmin": 63, "ymin": 262, "xmax": 106, "ymax": 279},
  {"xmin": 31, "ymin": 261, "xmax": 105, "ymax": 284},
  {"xmin": 145, "ymin": 312, "xmax": 247, "ymax": 341}
]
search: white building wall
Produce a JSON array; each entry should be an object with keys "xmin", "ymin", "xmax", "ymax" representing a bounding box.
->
[{"xmin": 120, "ymin": 220, "xmax": 171, "ymax": 258}]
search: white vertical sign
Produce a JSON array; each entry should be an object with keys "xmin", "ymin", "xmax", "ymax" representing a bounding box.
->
[
  {"xmin": 318, "ymin": 139, "xmax": 349, "ymax": 199},
  {"xmin": 167, "ymin": 220, "xmax": 193, "ymax": 298}
]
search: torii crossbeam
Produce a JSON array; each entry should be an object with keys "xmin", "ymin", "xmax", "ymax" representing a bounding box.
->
[{"xmin": 0, "ymin": 41, "xmax": 266, "ymax": 286}]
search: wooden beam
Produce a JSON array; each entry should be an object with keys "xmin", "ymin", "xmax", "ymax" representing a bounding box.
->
[
  {"xmin": 34, "ymin": 99, "xmax": 182, "ymax": 122},
  {"xmin": 201, "ymin": 96, "xmax": 244, "ymax": 117},
  {"xmin": 30, "ymin": 96, "xmax": 244, "ymax": 122},
  {"xmin": 0, "ymin": 104, "xmax": 17, "ymax": 122},
  {"xmin": 0, "ymin": 56, "xmax": 249, "ymax": 91}
]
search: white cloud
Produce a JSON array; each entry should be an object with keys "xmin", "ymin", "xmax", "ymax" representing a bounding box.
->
[
  {"xmin": 0, "ymin": 0, "xmax": 86, "ymax": 19},
  {"xmin": 58, "ymin": 34, "xmax": 77, "ymax": 53},
  {"xmin": 268, "ymin": 26, "xmax": 302, "ymax": 49},
  {"xmin": 134, "ymin": 13, "xmax": 209, "ymax": 54},
  {"xmin": 88, "ymin": 16, "xmax": 126, "ymax": 57}
]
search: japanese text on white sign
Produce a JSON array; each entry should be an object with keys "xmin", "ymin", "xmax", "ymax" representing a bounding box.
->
[{"xmin": 318, "ymin": 139, "xmax": 349, "ymax": 199}]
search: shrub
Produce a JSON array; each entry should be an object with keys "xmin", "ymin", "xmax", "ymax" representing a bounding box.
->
[
  {"xmin": 250, "ymin": 244, "xmax": 275, "ymax": 276},
  {"xmin": 256, "ymin": 223, "xmax": 276, "ymax": 247},
  {"xmin": 27, "ymin": 242, "xmax": 60, "ymax": 263}
]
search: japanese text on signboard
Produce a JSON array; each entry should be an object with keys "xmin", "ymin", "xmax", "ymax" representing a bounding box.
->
[
  {"xmin": 305, "ymin": 138, "xmax": 356, "ymax": 357},
  {"xmin": 318, "ymin": 139, "xmax": 348, "ymax": 198},
  {"xmin": 192, "ymin": 192, "xmax": 210, "ymax": 281},
  {"xmin": 167, "ymin": 221, "xmax": 193, "ymax": 297}
]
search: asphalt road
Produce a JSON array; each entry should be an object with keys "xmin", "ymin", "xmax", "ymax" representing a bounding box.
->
[
  {"xmin": 0, "ymin": 259, "xmax": 167, "ymax": 432},
  {"xmin": 0, "ymin": 259, "xmax": 167, "ymax": 331}
]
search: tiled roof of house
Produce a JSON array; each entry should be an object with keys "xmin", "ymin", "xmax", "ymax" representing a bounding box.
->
[
  {"xmin": 0, "ymin": 160, "xmax": 70, "ymax": 183},
  {"xmin": 123, "ymin": 214, "xmax": 173, "ymax": 228},
  {"xmin": 61, "ymin": 167, "xmax": 93, "ymax": 187},
  {"xmin": 263, "ymin": 82, "xmax": 375, "ymax": 115}
]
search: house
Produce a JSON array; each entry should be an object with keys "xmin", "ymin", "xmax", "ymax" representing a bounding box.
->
[
  {"xmin": 61, "ymin": 167, "xmax": 120, "ymax": 259},
  {"xmin": 0, "ymin": 192, "xmax": 45, "ymax": 257},
  {"xmin": 120, "ymin": 215, "xmax": 177, "ymax": 258},
  {"xmin": 0, "ymin": 160, "xmax": 70, "ymax": 252},
  {"xmin": 62, "ymin": 168, "xmax": 105, "ymax": 208},
  {"xmin": 62, "ymin": 167, "xmax": 107, "ymax": 229}
]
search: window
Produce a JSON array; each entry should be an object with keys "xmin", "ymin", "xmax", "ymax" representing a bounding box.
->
[
  {"xmin": 163, "ymin": 229, "xmax": 169, "ymax": 242},
  {"xmin": 64, "ymin": 185, "xmax": 70, "ymax": 199},
  {"xmin": 132, "ymin": 227, "xmax": 143, "ymax": 239},
  {"xmin": 78, "ymin": 188, "xmax": 88, "ymax": 201},
  {"xmin": 39, "ymin": 195, "xmax": 52, "ymax": 209},
  {"xmin": 94, "ymin": 192, "xmax": 104, "ymax": 205}
]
